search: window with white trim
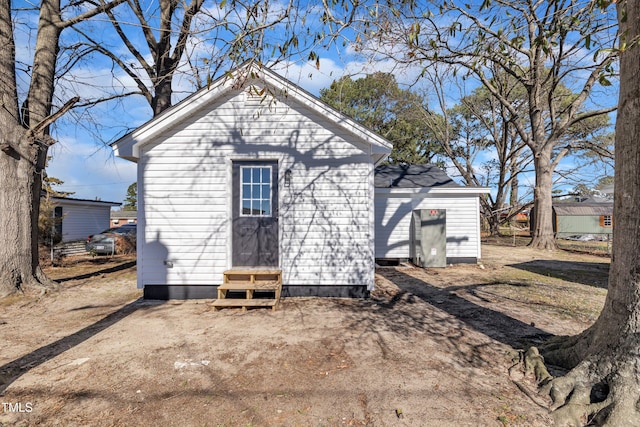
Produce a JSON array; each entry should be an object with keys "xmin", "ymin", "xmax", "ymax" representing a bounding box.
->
[{"xmin": 240, "ymin": 166, "xmax": 272, "ymax": 216}]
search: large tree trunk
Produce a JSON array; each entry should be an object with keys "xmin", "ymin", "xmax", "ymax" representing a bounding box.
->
[
  {"xmin": 526, "ymin": 2, "xmax": 640, "ymax": 425},
  {"xmin": 0, "ymin": 0, "xmax": 34, "ymax": 296},
  {"xmin": 0, "ymin": 0, "xmax": 60, "ymax": 296},
  {"xmin": 487, "ymin": 190, "xmax": 506, "ymax": 236},
  {"xmin": 1, "ymin": 1, "xmax": 126, "ymax": 297},
  {"xmin": 529, "ymin": 146, "xmax": 557, "ymax": 249},
  {"xmin": 0, "ymin": 132, "xmax": 51, "ymax": 297},
  {"xmin": 509, "ymin": 161, "xmax": 519, "ymax": 208},
  {"xmin": 487, "ymin": 212, "xmax": 501, "ymax": 236},
  {"xmin": 488, "ymin": 167, "xmax": 508, "ymax": 237},
  {"xmin": 152, "ymin": 74, "xmax": 174, "ymax": 116},
  {"xmin": 151, "ymin": 0, "xmax": 177, "ymax": 116}
]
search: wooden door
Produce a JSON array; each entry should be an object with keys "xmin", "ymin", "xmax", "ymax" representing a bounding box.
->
[{"xmin": 232, "ymin": 161, "xmax": 279, "ymax": 267}]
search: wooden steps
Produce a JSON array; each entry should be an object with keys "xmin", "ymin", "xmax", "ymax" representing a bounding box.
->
[{"xmin": 212, "ymin": 269, "xmax": 282, "ymax": 311}]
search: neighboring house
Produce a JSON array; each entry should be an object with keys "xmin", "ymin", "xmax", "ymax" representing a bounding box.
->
[
  {"xmin": 374, "ymin": 164, "xmax": 490, "ymax": 264},
  {"xmin": 112, "ymin": 62, "xmax": 392, "ymax": 299},
  {"xmin": 51, "ymin": 196, "xmax": 121, "ymax": 242},
  {"xmin": 110, "ymin": 210, "xmax": 137, "ymax": 226},
  {"xmin": 550, "ymin": 202, "xmax": 614, "ymax": 238}
]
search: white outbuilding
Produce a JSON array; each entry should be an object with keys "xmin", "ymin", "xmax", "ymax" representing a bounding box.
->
[
  {"xmin": 50, "ymin": 196, "xmax": 121, "ymax": 242},
  {"xmin": 112, "ymin": 62, "xmax": 392, "ymax": 299},
  {"xmin": 374, "ymin": 164, "xmax": 489, "ymax": 265}
]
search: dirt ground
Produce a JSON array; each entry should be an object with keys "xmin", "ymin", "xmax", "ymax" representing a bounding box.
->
[{"xmin": 0, "ymin": 241, "xmax": 609, "ymax": 426}]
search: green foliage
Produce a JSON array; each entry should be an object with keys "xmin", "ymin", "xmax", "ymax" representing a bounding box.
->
[
  {"xmin": 123, "ymin": 182, "xmax": 137, "ymax": 211},
  {"xmin": 319, "ymin": 72, "xmax": 443, "ymax": 164}
]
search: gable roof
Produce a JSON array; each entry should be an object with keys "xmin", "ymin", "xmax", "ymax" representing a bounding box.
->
[
  {"xmin": 111, "ymin": 62, "xmax": 392, "ymax": 164},
  {"xmin": 375, "ymin": 164, "xmax": 460, "ymax": 188},
  {"xmin": 111, "ymin": 210, "xmax": 137, "ymax": 219},
  {"xmin": 553, "ymin": 202, "xmax": 613, "ymax": 216}
]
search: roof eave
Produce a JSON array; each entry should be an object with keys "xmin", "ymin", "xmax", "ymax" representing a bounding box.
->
[
  {"xmin": 375, "ymin": 186, "xmax": 491, "ymax": 195},
  {"xmin": 373, "ymin": 153, "xmax": 390, "ymax": 166},
  {"xmin": 111, "ymin": 73, "xmax": 234, "ymax": 161},
  {"xmin": 53, "ymin": 197, "xmax": 122, "ymax": 207}
]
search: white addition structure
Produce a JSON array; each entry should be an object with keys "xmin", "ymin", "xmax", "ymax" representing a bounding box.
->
[
  {"xmin": 50, "ymin": 196, "xmax": 121, "ymax": 243},
  {"xmin": 112, "ymin": 62, "xmax": 392, "ymax": 300},
  {"xmin": 374, "ymin": 164, "xmax": 490, "ymax": 265}
]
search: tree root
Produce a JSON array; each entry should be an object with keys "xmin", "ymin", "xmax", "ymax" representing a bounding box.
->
[
  {"xmin": 538, "ymin": 333, "xmax": 591, "ymax": 369},
  {"xmin": 528, "ymin": 236, "xmax": 558, "ymax": 251},
  {"xmin": 523, "ymin": 347, "xmax": 553, "ymax": 386},
  {"xmin": 0, "ymin": 266, "xmax": 58, "ymax": 298},
  {"xmin": 35, "ymin": 265, "xmax": 58, "ymax": 289},
  {"xmin": 517, "ymin": 346, "xmax": 640, "ymax": 427}
]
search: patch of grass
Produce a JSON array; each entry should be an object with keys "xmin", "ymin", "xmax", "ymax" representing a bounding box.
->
[
  {"xmin": 484, "ymin": 234, "xmax": 613, "ymax": 257},
  {"xmin": 481, "ymin": 280, "xmax": 605, "ymax": 323},
  {"xmin": 557, "ymin": 240, "xmax": 611, "ymax": 256},
  {"xmin": 495, "ymin": 403, "xmax": 528, "ymax": 426},
  {"xmin": 474, "ymin": 258, "xmax": 607, "ymax": 323}
]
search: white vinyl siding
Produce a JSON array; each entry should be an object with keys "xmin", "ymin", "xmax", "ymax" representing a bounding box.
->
[
  {"xmin": 375, "ymin": 192, "xmax": 482, "ymax": 261},
  {"xmin": 137, "ymin": 87, "xmax": 375, "ymax": 290},
  {"xmin": 55, "ymin": 203, "xmax": 113, "ymax": 242}
]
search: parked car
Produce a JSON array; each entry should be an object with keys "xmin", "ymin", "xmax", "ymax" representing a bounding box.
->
[
  {"xmin": 565, "ymin": 234, "xmax": 610, "ymax": 242},
  {"xmin": 86, "ymin": 224, "xmax": 137, "ymax": 255}
]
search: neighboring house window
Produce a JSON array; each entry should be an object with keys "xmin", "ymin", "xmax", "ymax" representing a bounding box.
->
[
  {"xmin": 240, "ymin": 166, "xmax": 272, "ymax": 216},
  {"xmin": 600, "ymin": 215, "xmax": 613, "ymax": 228},
  {"xmin": 113, "ymin": 219, "xmax": 120, "ymax": 224},
  {"xmin": 127, "ymin": 219, "xmax": 135, "ymax": 223}
]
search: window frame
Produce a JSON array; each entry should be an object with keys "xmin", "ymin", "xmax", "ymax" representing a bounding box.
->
[
  {"xmin": 239, "ymin": 165, "xmax": 273, "ymax": 217},
  {"xmin": 601, "ymin": 214, "xmax": 613, "ymax": 228}
]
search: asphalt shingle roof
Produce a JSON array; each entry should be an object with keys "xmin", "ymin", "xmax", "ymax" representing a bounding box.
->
[
  {"xmin": 110, "ymin": 210, "xmax": 138, "ymax": 219},
  {"xmin": 374, "ymin": 164, "xmax": 460, "ymax": 188},
  {"xmin": 553, "ymin": 203, "xmax": 613, "ymax": 216}
]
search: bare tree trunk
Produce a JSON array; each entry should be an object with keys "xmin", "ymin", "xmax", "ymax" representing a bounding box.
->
[
  {"xmin": 488, "ymin": 190, "xmax": 506, "ymax": 236},
  {"xmin": 487, "ymin": 212, "xmax": 501, "ymax": 236},
  {"xmin": 525, "ymin": 2, "xmax": 640, "ymax": 425},
  {"xmin": 0, "ymin": 0, "xmax": 34, "ymax": 296},
  {"xmin": 0, "ymin": 0, "xmax": 60, "ymax": 296},
  {"xmin": 0, "ymin": 133, "xmax": 48, "ymax": 296},
  {"xmin": 509, "ymin": 161, "xmax": 519, "ymax": 208},
  {"xmin": 0, "ymin": 0, "xmax": 135, "ymax": 297},
  {"xmin": 152, "ymin": 75, "xmax": 174, "ymax": 116},
  {"xmin": 529, "ymin": 146, "xmax": 557, "ymax": 249}
]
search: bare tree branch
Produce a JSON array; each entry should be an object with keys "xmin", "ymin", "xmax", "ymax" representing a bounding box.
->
[{"xmin": 60, "ymin": 0, "xmax": 128, "ymax": 29}]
